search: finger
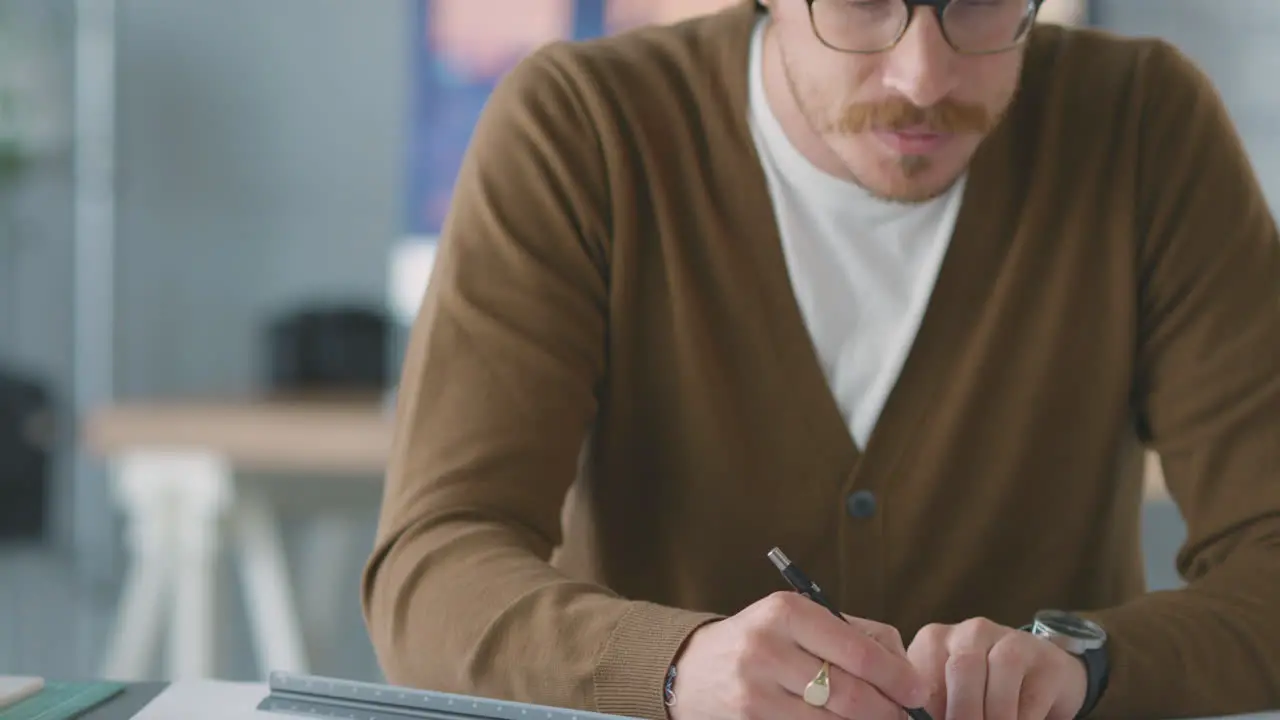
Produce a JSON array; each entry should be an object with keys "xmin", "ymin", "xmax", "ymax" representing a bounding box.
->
[
  {"xmin": 945, "ymin": 650, "xmax": 988, "ymax": 720},
  {"xmin": 907, "ymin": 624, "xmax": 950, "ymax": 720},
  {"xmin": 1017, "ymin": 674, "xmax": 1058, "ymax": 720},
  {"xmin": 778, "ymin": 655, "xmax": 907, "ymax": 720},
  {"xmin": 790, "ymin": 604, "xmax": 927, "ymax": 708},
  {"xmin": 944, "ymin": 619, "xmax": 1007, "ymax": 720},
  {"xmin": 843, "ymin": 615, "xmax": 908, "ymax": 657},
  {"xmin": 985, "ymin": 635, "xmax": 1030, "ymax": 720},
  {"xmin": 739, "ymin": 684, "xmax": 846, "ymax": 720}
]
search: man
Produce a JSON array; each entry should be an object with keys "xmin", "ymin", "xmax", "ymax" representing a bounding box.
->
[{"xmin": 362, "ymin": 1, "xmax": 1280, "ymax": 719}]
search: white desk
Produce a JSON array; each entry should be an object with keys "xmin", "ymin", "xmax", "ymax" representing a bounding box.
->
[
  {"xmin": 129, "ymin": 680, "xmax": 271, "ymax": 719},
  {"xmin": 83, "ymin": 396, "xmax": 391, "ymax": 682}
]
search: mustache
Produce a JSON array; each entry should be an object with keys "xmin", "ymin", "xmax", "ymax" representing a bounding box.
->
[{"xmin": 827, "ymin": 97, "xmax": 994, "ymax": 135}]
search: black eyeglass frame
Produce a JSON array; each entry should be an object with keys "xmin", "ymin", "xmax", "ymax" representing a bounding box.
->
[{"xmin": 803, "ymin": 0, "xmax": 1046, "ymax": 56}]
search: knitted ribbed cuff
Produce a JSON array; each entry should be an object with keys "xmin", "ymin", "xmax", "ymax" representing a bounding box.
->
[
  {"xmin": 1074, "ymin": 606, "xmax": 1143, "ymax": 719},
  {"xmin": 593, "ymin": 602, "xmax": 724, "ymax": 719}
]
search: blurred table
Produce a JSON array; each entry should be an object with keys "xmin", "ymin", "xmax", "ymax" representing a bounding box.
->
[{"xmin": 82, "ymin": 395, "xmax": 391, "ymax": 682}]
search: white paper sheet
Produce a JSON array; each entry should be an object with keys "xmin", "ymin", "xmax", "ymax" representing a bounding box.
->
[{"xmin": 131, "ymin": 680, "xmax": 272, "ymax": 719}]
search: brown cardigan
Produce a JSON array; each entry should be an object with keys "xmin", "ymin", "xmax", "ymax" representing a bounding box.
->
[{"xmin": 362, "ymin": 3, "xmax": 1280, "ymax": 719}]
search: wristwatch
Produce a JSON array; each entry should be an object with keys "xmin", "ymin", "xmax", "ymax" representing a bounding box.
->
[{"xmin": 1024, "ymin": 609, "xmax": 1109, "ymax": 718}]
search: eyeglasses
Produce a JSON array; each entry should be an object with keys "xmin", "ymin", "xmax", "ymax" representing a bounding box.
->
[{"xmin": 805, "ymin": 0, "xmax": 1043, "ymax": 55}]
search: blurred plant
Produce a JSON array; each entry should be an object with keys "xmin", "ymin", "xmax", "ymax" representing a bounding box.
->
[{"xmin": 0, "ymin": 2, "xmax": 69, "ymax": 184}]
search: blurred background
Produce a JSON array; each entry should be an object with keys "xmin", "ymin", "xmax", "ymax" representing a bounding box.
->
[{"xmin": 0, "ymin": 0, "xmax": 1274, "ymax": 687}]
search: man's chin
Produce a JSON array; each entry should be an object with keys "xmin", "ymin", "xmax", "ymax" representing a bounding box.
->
[
  {"xmin": 853, "ymin": 163, "xmax": 966, "ymax": 204},
  {"xmin": 827, "ymin": 136, "xmax": 967, "ymax": 204}
]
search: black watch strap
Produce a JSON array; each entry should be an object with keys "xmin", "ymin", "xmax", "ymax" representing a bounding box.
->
[{"xmin": 1075, "ymin": 645, "xmax": 1109, "ymax": 719}]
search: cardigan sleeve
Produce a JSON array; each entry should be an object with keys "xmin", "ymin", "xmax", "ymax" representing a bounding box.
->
[
  {"xmin": 1080, "ymin": 40, "xmax": 1280, "ymax": 720},
  {"xmin": 359, "ymin": 44, "xmax": 721, "ymax": 720}
]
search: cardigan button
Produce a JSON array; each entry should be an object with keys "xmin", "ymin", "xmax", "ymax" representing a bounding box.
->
[{"xmin": 845, "ymin": 490, "xmax": 878, "ymax": 520}]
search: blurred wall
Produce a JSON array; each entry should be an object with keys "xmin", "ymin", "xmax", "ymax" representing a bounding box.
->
[{"xmin": 114, "ymin": 0, "xmax": 409, "ymax": 399}]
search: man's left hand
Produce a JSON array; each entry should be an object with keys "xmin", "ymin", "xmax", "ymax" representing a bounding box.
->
[{"xmin": 906, "ymin": 617, "xmax": 1087, "ymax": 720}]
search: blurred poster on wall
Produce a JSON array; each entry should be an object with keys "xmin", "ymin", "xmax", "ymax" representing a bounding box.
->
[
  {"xmin": 405, "ymin": 0, "xmax": 612, "ymax": 239},
  {"xmin": 395, "ymin": 0, "xmax": 606, "ymax": 356},
  {"xmin": 607, "ymin": 0, "xmax": 740, "ymax": 33}
]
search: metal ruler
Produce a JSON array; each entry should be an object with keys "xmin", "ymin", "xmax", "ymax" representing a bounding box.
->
[
  {"xmin": 257, "ymin": 672, "xmax": 639, "ymax": 720},
  {"xmin": 0, "ymin": 682, "xmax": 124, "ymax": 720}
]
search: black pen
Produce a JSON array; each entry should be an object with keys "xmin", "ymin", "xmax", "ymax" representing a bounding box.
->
[{"xmin": 768, "ymin": 547, "xmax": 934, "ymax": 720}]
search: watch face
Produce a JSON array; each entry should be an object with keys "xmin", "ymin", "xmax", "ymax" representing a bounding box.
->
[{"xmin": 1035, "ymin": 610, "xmax": 1107, "ymax": 642}]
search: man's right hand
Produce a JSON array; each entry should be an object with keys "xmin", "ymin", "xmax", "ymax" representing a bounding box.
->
[{"xmin": 666, "ymin": 592, "xmax": 930, "ymax": 720}]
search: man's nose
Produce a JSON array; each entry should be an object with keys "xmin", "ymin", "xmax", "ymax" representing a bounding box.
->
[{"xmin": 881, "ymin": 8, "xmax": 958, "ymax": 109}]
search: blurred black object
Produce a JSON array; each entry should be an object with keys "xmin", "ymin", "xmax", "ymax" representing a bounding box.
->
[
  {"xmin": 0, "ymin": 367, "xmax": 54, "ymax": 542},
  {"xmin": 265, "ymin": 303, "xmax": 392, "ymax": 395}
]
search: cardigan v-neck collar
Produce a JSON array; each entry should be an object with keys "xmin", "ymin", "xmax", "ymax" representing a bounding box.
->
[{"xmin": 709, "ymin": 1, "xmax": 1024, "ymax": 480}]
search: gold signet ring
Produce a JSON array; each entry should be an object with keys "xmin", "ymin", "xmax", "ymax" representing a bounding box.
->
[{"xmin": 803, "ymin": 660, "xmax": 831, "ymax": 707}]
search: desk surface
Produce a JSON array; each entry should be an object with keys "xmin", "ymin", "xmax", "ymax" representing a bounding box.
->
[{"xmin": 83, "ymin": 396, "xmax": 392, "ymax": 475}]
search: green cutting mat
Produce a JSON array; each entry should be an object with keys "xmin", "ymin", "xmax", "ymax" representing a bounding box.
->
[{"xmin": 0, "ymin": 682, "xmax": 125, "ymax": 720}]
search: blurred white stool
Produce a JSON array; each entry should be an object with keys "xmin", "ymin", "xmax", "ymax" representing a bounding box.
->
[
  {"xmin": 84, "ymin": 398, "xmax": 393, "ymax": 681},
  {"xmin": 100, "ymin": 449, "xmax": 307, "ymax": 680}
]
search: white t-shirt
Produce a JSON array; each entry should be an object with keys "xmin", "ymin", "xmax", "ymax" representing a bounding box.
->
[{"xmin": 746, "ymin": 17, "xmax": 966, "ymax": 449}]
